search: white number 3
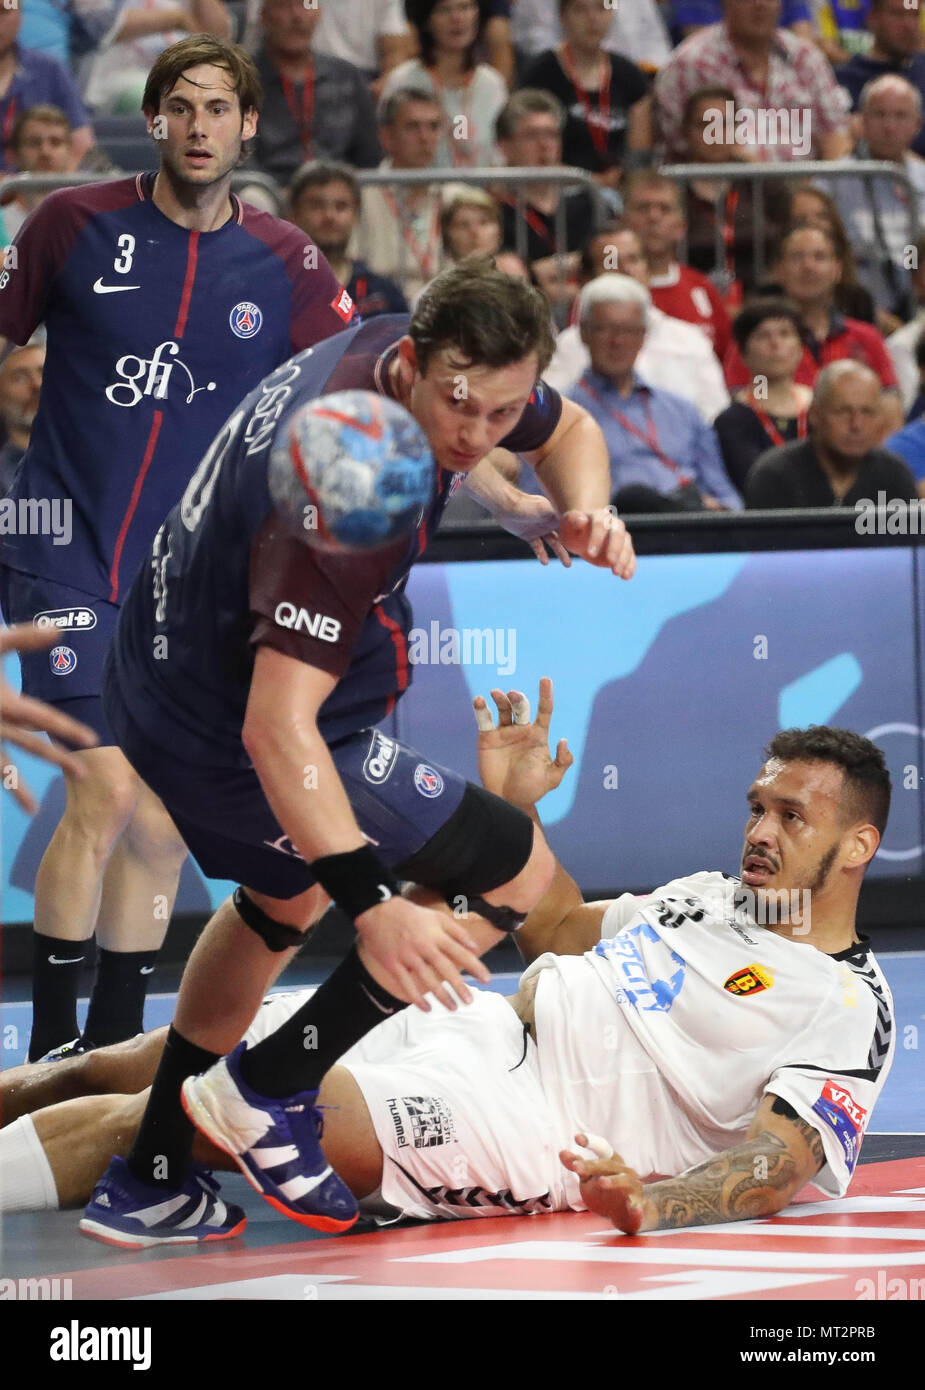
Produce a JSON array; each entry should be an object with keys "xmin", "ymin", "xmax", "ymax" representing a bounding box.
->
[{"xmin": 114, "ymin": 233, "xmax": 135, "ymax": 274}]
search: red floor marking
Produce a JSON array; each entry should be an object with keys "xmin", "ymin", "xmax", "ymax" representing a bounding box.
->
[{"xmin": 51, "ymin": 1157, "xmax": 925, "ymax": 1301}]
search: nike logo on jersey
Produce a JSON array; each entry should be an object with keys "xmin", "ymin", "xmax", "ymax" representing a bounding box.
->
[
  {"xmin": 48, "ymin": 955, "xmax": 85, "ymax": 965},
  {"xmin": 93, "ymin": 278, "xmax": 141, "ymax": 294},
  {"xmin": 140, "ymin": 966, "xmax": 155, "ymax": 975}
]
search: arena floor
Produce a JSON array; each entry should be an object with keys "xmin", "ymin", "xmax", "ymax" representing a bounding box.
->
[{"xmin": 2, "ymin": 957, "xmax": 925, "ymax": 1303}]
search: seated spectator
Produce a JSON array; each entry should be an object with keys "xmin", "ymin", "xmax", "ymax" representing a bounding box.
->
[
  {"xmin": 675, "ymin": 0, "xmax": 816, "ymax": 40},
  {"xmin": 1, "ymin": 105, "xmax": 74, "ymax": 239},
  {"xmin": 836, "ymin": 0, "xmax": 925, "ymax": 160},
  {"xmin": 512, "ymin": 0, "xmax": 672, "ymax": 72},
  {"xmin": 441, "ymin": 185, "xmax": 503, "ymax": 261},
  {"xmin": 20, "ymin": 0, "xmax": 120, "ymax": 71},
  {"xmin": 380, "ymin": 0, "xmax": 508, "ymax": 168},
  {"xmin": 84, "ymin": 0, "xmax": 232, "ymax": 115},
  {"xmin": 886, "ymin": 233, "xmax": 925, "ymax": 412},
  {"xmin": 287, "ymin": 160, "xmax": 408, "ymax": 320},
  {"xmin": 827, "ymin": 74, "xmax": 925, "ymax": 327},
  {"xmin": 787, "ymin": 184, "xmax": 877, "ymax": 323},
  {"xmin": 621, "ymin": 169, "xmax": 732, "ymax": 360},
  {"xmin": 811, "ymin": 0, "xmax": 876, "ymax": 64},
  {"xmin": 714, "ymin": 298, "xmax": 814, "ymax": 494},
  {"xmin": 745, "ymin": 360, "xmax": 917, "ymax": 506},
  {"xmin": 545, "ymin": 227, "xmax": 731, "ymax": 420},
  {"xmin": 518, "ymin": 0, "xmax": 652, "ymax": 196},
  {"xmin": 0, "ymin": 8, "xmax": 93, "ymax": 172},
  {"xmin": 724, "ymin": 224, "xmax": 904, "ymax": 433},
  {"xmin": 252, "ymin": 0, "xmax": 380, "ymax": 184},
  {"xmin": 679, "ymin": 84, "xmax": 792, "ymax": 302},
  {"xmin": 313, "ymin": 0, "xmax": 414, "ymax": 92},
  {"xmin": 654, "ymin": 0, "xmax": 852, "ymax": 162},
  {"xmin": 0, "ymin": 331, "xmax": 44, "ymax": 498},
  {"xmin": 353, "ymin": 87, "xmax": 445, "ymax": 302},
  {"xmin": 567, "ymin": 274, "xmax": 742, "ymax": 512},
  {"xmin": 883, "ymin": 351, "xmax": 925, "ymax": 492}
]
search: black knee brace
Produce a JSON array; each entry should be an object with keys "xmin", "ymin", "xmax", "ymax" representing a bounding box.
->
[
  {"xmin": 232, "ymin": 886, "xmax": 306, "ymax": 952},
  {"xmin": 394, "ymin": 783, "xmax": 534, "ymax": 932}
]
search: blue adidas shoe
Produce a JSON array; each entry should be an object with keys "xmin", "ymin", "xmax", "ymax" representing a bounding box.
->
[
  {"xmin": 181, "ymin": 1042, "xmax": 358, "ymax": 1234},
  {"xmin": 37, "ymin": 1037, "xmax": 95, "ymax": 1063},
  {"xmin": 79, "ymin": 1157, "xmax": 247, "ymax": 1248}
]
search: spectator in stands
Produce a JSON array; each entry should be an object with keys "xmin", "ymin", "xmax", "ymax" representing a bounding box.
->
[
  {"xmin": 810, "ymin": 0, "xmax": 875, "ymax": 64},
  {"xmin": 724, "ymin": 223, "xmax": 904, "ymax": 433},
  {"xmin": 787, "ymin": 184, "xmax": 877, "ymax": 323},
  {"xmin": 517, "ymin": 0, "xmax": 652, "ymax": 196},
  {"xmin": 836, "ymin": 0, "xmax": 925, "ymax": 160},
  {"xmin": 883, "ymin": 335, "xmax": 925, "ymax": 490},
  {"xmin": 441, "ymin": 185, "xmax": 503, "ymax": 260},
  {"xmin": 0, "ymin": 331, "xmax": 44, "ymax": 499},
  {"xmin": 654, "ymin": 0, "xmax": 852, "ymax": 161},
  {"xmin": 675, "ymin": 0, "xmax": 817, "ymax": 39},
  {"xmin": 678, "ymin": 84, "xmax": 791, "ymax": 302},
  {"xmin": 544, "ymin": 227, "xmax": 731, "ymax": 421},
  {"xmin": 380, "ymin": 0, "xmax": 508, "ymax": 168},
  {"xmin": 620, "ymin": 169, "xmax": 732, "ymax": 360},
  {"xmin": 745, "ymin": 360, "xmax": 917, "ymax": 505},
  {"xmin": 0, "ymin": 8, "xmax": 93, "ymax": 172},
  {"xmin": 568, "ymin": 275, "xmax": 742, "ymax": 512},
  {"xmin": 2, "ymin": 106, "xmax": 73, "ymax": 239},
  {"xmin": 354, "ymin": 87, "xmax": 445, "ymax": 303},
  {"xmin": 313, "ymin": 0, "xmax": 414, "ymax": 93},
  {"xmin": 512, "ymin": 0, "xmax": 672, "ymax": 73},
  {"xmin": 714, "ymin": 298, "xmax": 814, "ymax": 495},
  {"xmin": 479, "ymin": 1, "xmax": 515, "ymax": 88},
  {"xmin": 886, "ymin": 233, "xmax": 925, "ymax": 412},
  {"xmin": 287, "ymin": 159, "xmax": 408, "ymax": 319},
  {"xmin": 84, "ymin": 0, "xmax": 232, "ymax": 115},
  {"xmin": 827, "ymin": 74, "xmax": 925, "ymax": 328},
  {"xmin": 20, "ymin": 0, "xmax": 120, "ymax": 74},
  {"xmin": 252, "ymin": 0, "xmax": 380, "ymax": 184}
]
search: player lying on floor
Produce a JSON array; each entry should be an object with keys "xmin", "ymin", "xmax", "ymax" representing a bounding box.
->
[{"xmin": 0, "ymin": 680, "xmax": 895, "ymax": 1237}]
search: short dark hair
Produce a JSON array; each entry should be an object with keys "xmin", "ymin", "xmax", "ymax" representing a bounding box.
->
[
  {"xmin": 495, "ymin": 89, "xmax": 565, "ymax": 143},
  {"xmin": 732, "ymin": 297, "xmax": 804, "ymax": 353},
  {"xmin": 763, "ymin": 726, "xmax": 892, "ymax": 838},
  {"xmin": 404, "ymin": 0, "xmax": 487, "ymax": 68},
  {"xmin": 410, "ymin": 259, "xmax": 555, "ymax": 376},
  {"xmin": 142, "ymin": 34, "xmax": 262, "ymax": 115},
  {"xmin": 8, "ymin": 103, "xmax": 71, "ymax": 153},
  {"xmin": 288, "ymin": 159, "xmax": 360, "ymax": 210}
]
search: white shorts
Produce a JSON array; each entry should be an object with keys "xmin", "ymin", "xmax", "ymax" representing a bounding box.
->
[{"xmin": 245, "ymin": 988, "xmax": 575, "ymax": 1223}]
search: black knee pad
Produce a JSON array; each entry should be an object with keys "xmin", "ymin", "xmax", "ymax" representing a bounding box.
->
[
  {"xmin": 232, "ymin": 886, "xmax": 306, "ymax": 952},
  {"xmin": 394, "ymin": 782, "xmax": 535, "ymax": 902}
]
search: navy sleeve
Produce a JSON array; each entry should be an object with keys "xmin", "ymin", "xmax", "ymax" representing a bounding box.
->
[
  {"xmin": 498, "ymin": 378, "xmax": 564, "ymax": 453},
  {"xmin": 0, "ymin": 189, "xmax": 76, "ymax": 342}
]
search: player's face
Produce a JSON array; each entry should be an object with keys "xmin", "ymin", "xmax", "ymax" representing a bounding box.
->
[
  {"xmin": 291, "ymin": 181, "xmax": 357, "ymax": 256},
  {"xmin": 15, "ymin": 119, "xmax": 71, "ymax": 173},
  {"xmin": 742, "ymin": 318, "xmax": 803, "ymax": 382},
  {"xmin": 151, "ymin": 65, "xmax": 257, "ymax": 188},
  {"xmin": 742, "ymin": 759, "xmax": 849, "ymax": 914},
  {"xmin": 622, "ymin": 190, "xmax": 684, "ymax": 260},
  {"xmin": 409, "ymin": 347, "xmax": 540, "ymax": 472}
]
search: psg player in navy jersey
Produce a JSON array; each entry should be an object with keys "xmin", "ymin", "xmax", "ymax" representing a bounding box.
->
[
  {"xmin": 79, "ymin": 262, "xmax": 637, "ymax": 1244},
  {"xmin": 0, "ymin": 36, "xmax": 357, "ymax": 1063}
]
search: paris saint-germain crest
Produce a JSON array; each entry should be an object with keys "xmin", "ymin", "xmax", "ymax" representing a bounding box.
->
[{"xmin": 230, "ymin": 301, "xmax": 263, "ymax": 339}]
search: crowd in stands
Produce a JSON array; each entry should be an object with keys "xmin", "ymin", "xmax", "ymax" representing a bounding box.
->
[{"xmin": 7, "ymin": 0, "xmax": 925, "ymax": 516}]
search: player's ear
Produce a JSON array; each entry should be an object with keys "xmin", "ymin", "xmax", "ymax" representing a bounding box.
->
[
  {"xmin": 397, "ymin": 336, "xmax": 419, "ymax": 374},
  {"xmin": 241, "ymin": 107, "xmax": 258, "ymax": 142}
]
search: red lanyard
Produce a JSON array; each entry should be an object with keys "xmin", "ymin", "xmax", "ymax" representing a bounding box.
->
[
  {"xmin": 2, "ymin": 96, "xmax": 17, "ymax": 152},
  {"xmin": 428, "ymin": 66, "xmax": 475, "ymax": 167},
  {"xmin": 382, "ymin": 190, "xmax": 442, "ymax": 280},
  {"xmin": 579, "ymin": 376, "xmax": 691, "ymax": 482},
  {"xmin": 500, "ymin": 195, "xmax": 557, "ymax": 252},
  {"xmin": 746, "ymin": 393, "xmax": 808, "ymax": 449},
  {"xmin": 560, "ymin": 44, "xmax": 611, "ymax": 160},
  {"xmin": 722, "ymin": 188, "xmax": 739, "ymax": 283},
  {"xmin": 281, "ymin": 65, "xmax": 315, "ymax": 158}
]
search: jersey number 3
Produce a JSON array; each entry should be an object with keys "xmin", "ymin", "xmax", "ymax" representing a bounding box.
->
[{"xmin": 114, "ymin": 234, "xmax": 135, "ymax": 274}]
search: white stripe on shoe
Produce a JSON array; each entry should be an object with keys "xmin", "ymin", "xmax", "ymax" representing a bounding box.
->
[
  {"xmin": 278, "ymin": 1166, "xmax": 335, "ymax": 1202},
  {"xmin": 176, "ymin": 1192, "xmax": 208, "ymax": 1230}
]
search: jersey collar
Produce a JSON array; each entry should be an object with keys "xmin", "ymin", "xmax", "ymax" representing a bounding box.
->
[{"xmin": 135, "ymin": 171, "xmax": 244, "ymax": 226}]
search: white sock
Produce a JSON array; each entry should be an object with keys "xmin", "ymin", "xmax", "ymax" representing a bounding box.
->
[{"xmin": 0, "ymin": 1114, "xmax": 60, "ymax": 1212}]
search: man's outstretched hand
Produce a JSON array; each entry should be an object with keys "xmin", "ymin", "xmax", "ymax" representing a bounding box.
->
[
  {"xmin": 558, "ymin": 509, "xmax": 636, "ymax": 579},
  {"xmin": 560, "ymin": 1135, "xmax": 653, "ymax": 1235},
  {"xmin": 473, "ymin": 676, "xmax": 573, "ymax": 810}
]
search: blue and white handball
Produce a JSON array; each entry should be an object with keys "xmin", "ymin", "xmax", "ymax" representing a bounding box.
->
[{"xmin": 269, "ymin": 390, "xmax": 435, "ymax": 552}]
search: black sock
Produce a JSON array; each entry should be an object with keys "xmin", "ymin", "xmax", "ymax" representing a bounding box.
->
[
  {"xmin": 83, "ymin": 947, "xmax": 158, "ymax": 1047},
  {"xmin": 28, "ymin": 933, "xmax": 89, "ymax": 1061},
  {"xmin": 127, "ymin": 1026, "xmax": 220, "ymax": 1189},
  {"xmin": 240, "ymin": 945, "xmax": 407, "ymax": 1098}
]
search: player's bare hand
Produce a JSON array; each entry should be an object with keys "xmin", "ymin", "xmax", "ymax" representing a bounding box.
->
[
  {"xmin": 473, "ymin": 676, "xmax": 572, "ymax": 808},
  {"xmin": 560, "ymin": 1136, "xmax": 652, "ymax": 1235},
  {"xmin": 558, "ymin": 508, "xmax": 636, "ymax": 579},
  {"xmin": 497, "ymin": 492, "xmax": 572, "ymax": 567},
  {"xmin": 0, "ymin": 624, "xmax": 99, "ymax": 813},
  {"xmin": 355, "ymin": 896, "xmax": 491, "ymax": 1013}
]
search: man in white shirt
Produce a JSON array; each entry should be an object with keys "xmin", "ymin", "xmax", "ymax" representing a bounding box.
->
[
  {"xmin": 544, "ymin": 227, "xmax": 731, "ymax": 420},
  {"xmin": 1, "ymin": 683, "xmax": 894, "ymax": 1235},
  {"xmin": 313, "ymin": 0, "xmax": 413, "ymax": 85}
]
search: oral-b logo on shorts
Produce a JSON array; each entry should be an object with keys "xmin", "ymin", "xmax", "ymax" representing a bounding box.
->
[
  {"xmin": 274, "ymin": 601, "xmax": 341, "ymax": 643},
  {"xmin": 33, "ymin": 607, "xmax": 97, "ymax": 632},
  {"xmin": 364, "ymin": 731, "xmax": 398, "ymax": 785}
]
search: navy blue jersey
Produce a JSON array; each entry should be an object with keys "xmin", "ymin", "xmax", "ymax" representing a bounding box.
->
[
  {"xmin": 111, "ymin": 314, "xmax": 562, "ymax": 764},
  {"xmin": 0, "ymin": 173, "xmax": 356, "ymax": 602}
]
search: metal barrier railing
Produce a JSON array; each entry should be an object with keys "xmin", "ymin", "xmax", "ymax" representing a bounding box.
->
[
  {"xmin": 0, "ymin": 168, "xmax": 285, "ymax": 210},
  {"xmin": 659, "ymin": 159, "xmax": 922, "ymax": 292}
]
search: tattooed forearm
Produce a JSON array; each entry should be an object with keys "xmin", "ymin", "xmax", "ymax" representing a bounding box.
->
[{"xmin": 643, "ymin": 1132, "xmax": 803, "ymax": 1231}]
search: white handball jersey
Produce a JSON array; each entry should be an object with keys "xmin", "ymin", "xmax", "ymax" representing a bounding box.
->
[{"xmin": 525, "ymin": 871, "xmax": 894, "ymax": 1200}]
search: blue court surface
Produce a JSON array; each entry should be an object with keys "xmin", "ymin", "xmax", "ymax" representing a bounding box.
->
[{"xmin": 2, "ymin": 956, "xmax": 924, "ymax": 1303}]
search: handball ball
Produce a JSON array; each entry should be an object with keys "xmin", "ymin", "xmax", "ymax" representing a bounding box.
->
[{"xmin": 269, "ymin": 390, "xmax": 435, "ymax": 552}]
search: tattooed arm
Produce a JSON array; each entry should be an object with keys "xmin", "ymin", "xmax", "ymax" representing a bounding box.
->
[{"xmin": 560, "ymin": 1093, "xmax": 826, "ymax": 1236}]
